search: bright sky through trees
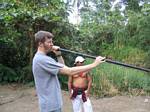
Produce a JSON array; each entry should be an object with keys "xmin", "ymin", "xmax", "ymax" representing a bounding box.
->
[{"xmin": 66, "ymin": 0, "xmax": 125, "ymax": 25}]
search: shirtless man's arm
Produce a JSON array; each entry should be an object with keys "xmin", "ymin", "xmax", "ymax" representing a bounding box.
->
[
  {"xmin": 86, "ymin": 73, "xmax": 92, "ymax": 97},
  {"xmin": 68, "ymin": 76, "xmax": 73, "ymax": 98}
]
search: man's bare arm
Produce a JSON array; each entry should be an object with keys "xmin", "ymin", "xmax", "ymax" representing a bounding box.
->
[
  {"xmin": 68, "ymin": 76, "xmax": 73, "ymax": 94},
  {"xmin": 59, "ymin": 56, "xmax": 105, "ymax": 76},
  {"xmin": 86, "ymin": 74, "xmax": 92, "ymax": 96},
  {"xmin": 57, "ymin": 56, "xmax": 65, "ymax": 64}
]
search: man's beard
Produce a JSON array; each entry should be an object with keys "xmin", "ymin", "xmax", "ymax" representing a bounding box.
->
[{"xmin": 43, "ymin": 44, "xmax": 52, "ymax": 54}]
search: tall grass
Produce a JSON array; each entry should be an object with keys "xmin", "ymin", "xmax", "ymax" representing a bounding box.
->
[{"xmin": 85, "ymin": 59, "xmax": 150, "ymax": 97}]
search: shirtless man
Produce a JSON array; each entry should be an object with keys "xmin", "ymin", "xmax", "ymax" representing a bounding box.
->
[{"xmin": 68, "ymin": 56, "xmax": 93, "ymax": 112}]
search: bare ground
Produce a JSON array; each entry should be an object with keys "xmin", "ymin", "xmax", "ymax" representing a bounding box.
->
[{"xmin": 0, "ymin": 84, "xmax": 150, "ymax": 112}]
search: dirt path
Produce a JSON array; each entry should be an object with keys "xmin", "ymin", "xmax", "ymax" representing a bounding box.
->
[{"xmin": 0, "ymin": 84, "xmax": 150, "ymax": 112}]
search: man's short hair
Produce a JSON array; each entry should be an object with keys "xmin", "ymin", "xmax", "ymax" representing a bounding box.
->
[{"xmin": 34, "ymin": 31, "xmax": 54, "ymax": 47}]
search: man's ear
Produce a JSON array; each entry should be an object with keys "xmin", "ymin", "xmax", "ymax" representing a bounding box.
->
[{"xmin": 38, "ymin": 42, "xmax": 43, "ymax": 47}]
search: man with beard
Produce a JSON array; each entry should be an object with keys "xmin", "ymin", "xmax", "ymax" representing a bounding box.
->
[{"xmin": 32, "ymin": 30, "xmax": 105, "ymax": 112}]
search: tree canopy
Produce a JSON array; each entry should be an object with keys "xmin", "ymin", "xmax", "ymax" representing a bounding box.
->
[{"xmin": 0, "ymin": 0, "xmax": 149, "ymax": 85}]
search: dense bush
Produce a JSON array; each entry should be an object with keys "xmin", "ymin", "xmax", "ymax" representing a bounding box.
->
[{"xmin": 0, "ymin": 0, "xmax": 149, "ymax": 96}]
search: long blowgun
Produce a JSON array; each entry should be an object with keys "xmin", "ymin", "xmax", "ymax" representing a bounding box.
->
[{"xmin": 60, "ymin": 48, "xmax": 150, "ymax": 73}]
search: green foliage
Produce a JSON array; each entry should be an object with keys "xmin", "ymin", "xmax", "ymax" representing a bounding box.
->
[
  {"xmin": 58, "ymin": 75, "xmax": 68, "ymax": 90},
  {"xmin": 76, "ymin": 0, "xmax": 150, "ymax": 69},
  {"xmin": 65, "ymin": 0, "xmax": 150, "ymax": 96},
  {"xmin": 125, "ymin": 0, "xmax": 141, "ymax": 12},
  {"xmin": 0, "ymin": 64, "xmax": 32, "ymax": 83},
  {"xmin": 17, "ymin": 65, "xmax": 33, "ymax": 83},
  {"xmin": 103, "ymin": 46, "xmax": 148, "ymax": 67},
  {"xmin": 0, "ymin": 0, "xmax": 77, "ymax": 83},
  {"xmin": 0, "ymin": 64, "xmax": 18, "ymax": 83},
  {"xmin": 85, "ymin": 59, "xmax": 150, "ymax": 97},
  {"xmin": 0, "ymin": 0, "xmax": 150, "ymax": 96}
]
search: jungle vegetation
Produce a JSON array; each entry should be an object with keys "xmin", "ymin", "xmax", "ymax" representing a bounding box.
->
[{"xmin": 0, "ymin": 0, "xmax": 150, "ymax": 96}]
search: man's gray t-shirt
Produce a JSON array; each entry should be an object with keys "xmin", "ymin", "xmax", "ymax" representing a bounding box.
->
[{"xmin": 32, "ymin": 52, "xmax": 64, "ymax": 112}]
